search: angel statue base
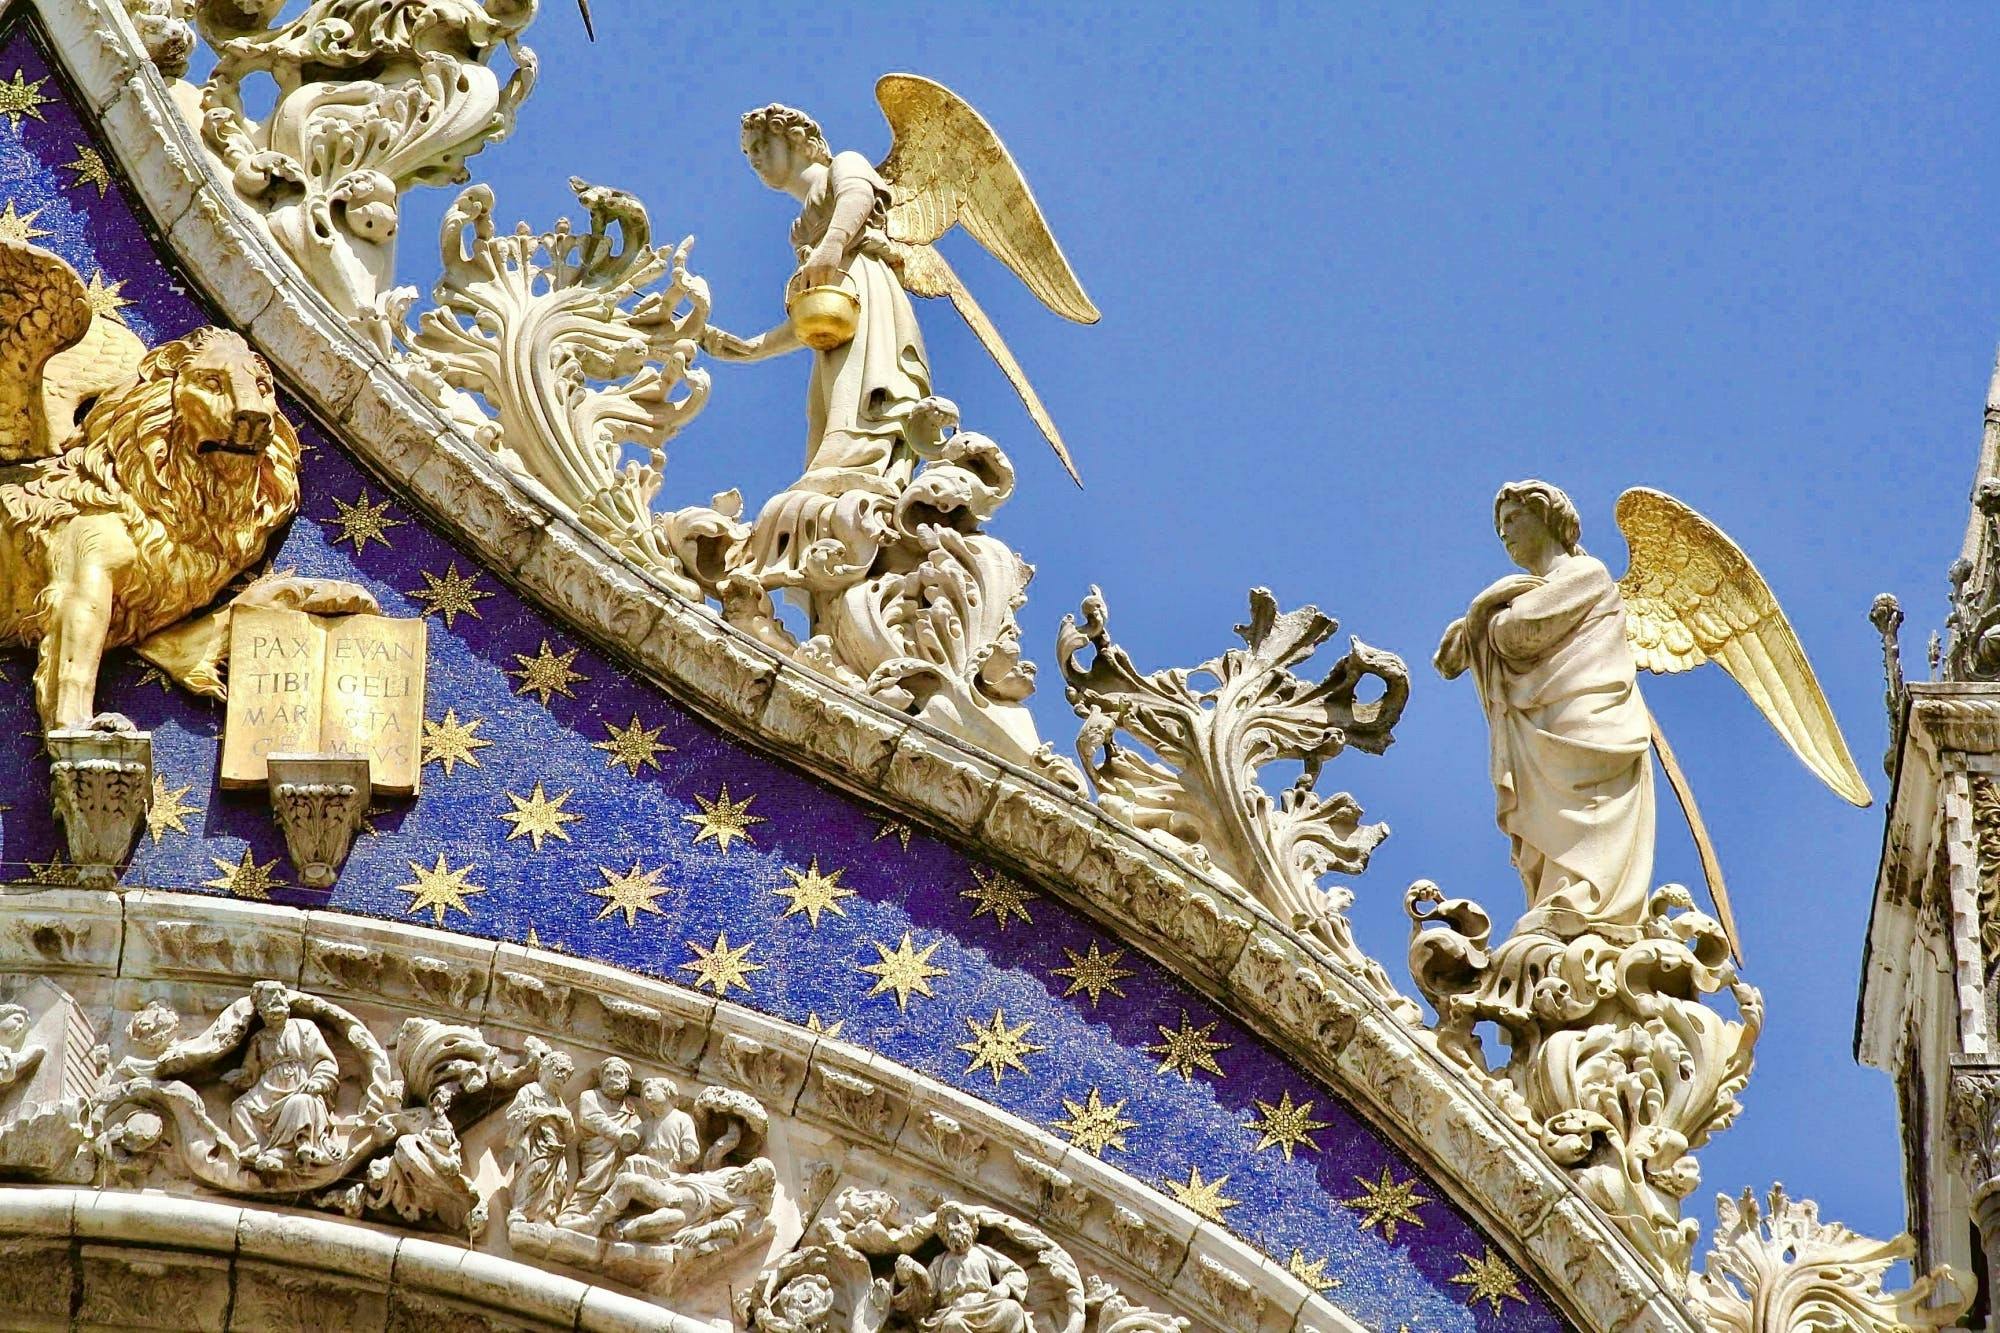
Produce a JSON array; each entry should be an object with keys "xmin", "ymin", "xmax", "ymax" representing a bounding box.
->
[{"xmin": 1411, "ymin": 478, "xmax": 1868, "ymax": 1277}]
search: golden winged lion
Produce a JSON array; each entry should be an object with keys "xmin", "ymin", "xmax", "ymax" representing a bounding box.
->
[
  {"xmin": 703, "ymin": 75, "xmax": 1098, "ymax": 485},
  {"xmin": 1435, "ymin": 480, "xmax": 1868, "ymax": 961},
  {"xmin": 0, "ymin": 238, "xmax": 363, "ymax": 734}
]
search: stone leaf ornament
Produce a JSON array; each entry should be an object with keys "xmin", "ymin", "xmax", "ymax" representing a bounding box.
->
[
  {"xmin": 1685, "ymin": 1186, "xmax": 1969, "ymax": 1332},
  {"xmin": 196, "ymin": 0, "xmax": 540, "ymax": 320},
  {"xmin": 392, "ymin": 175, "xmax": 714, "ymax": 597},
  {"xmin": 1058, "ymin": 584, "xmax": 1410, "ymax": 1000}
]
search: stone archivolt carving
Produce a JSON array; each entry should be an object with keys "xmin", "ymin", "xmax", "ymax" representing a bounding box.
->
[
  {"xmin": 504, "ymin": 1054, "xmax": 778, "ymax": 1294},
  {"xmin": 1407, "ymin": 882, "xmax": 1761, "ymax": 1279},
  {"xmin": 1685, "ymin": 1186, "xmax": 1968, "ymax": 1332},
  {"xmin": 1057, "ymin": 585, "xmax": 1410, "ymax": 998},
  {"xmin": 739, "ymin": 1189, "xmax": 1179, "ymax": 1333},
  {"xmin": 195, "ymin": 0, "xmax": 540, "ymax": 321},
  {"xmin": 387, "ymin": 176, "xmax": 716, "ymax": 598}
]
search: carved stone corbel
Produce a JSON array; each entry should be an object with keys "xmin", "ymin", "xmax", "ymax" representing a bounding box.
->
[
  {"xmin": 267, "ymin": 754, "xmax": 370, "ymax": 888},
  {"xmin": 46, "ymin": 727, "xmax": 153, "ymax": 888}
]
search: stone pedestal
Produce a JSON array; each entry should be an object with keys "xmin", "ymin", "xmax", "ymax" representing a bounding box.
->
[
  {"xmin": 267, "ymin": 754, "xmax": 370, "ymax": 888},
  {"xmin": 46, "ymin": 729, "xmax": 152, "ymax": 888}
]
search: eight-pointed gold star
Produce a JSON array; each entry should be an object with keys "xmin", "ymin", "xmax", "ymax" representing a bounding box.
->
[
  {"xmin": 681, "ymin": 931, "xmax": 762, "ymax": 996},
  {"xmin": 1343, "ymin": 1165, "xmax": 1430, "ymax": 1242},
  {"xmin": 773, "ymin": 857, "xmax": 856, "ymax": 928},
  {"xmin": 509, "ymin": 639, "xmax": 586, "ymax": 706},
  {"xmin": 858, "ymin": 931, "xmax": 949, "ymax": 1009},
  {"xmin": 1450, "ymin": 1247, "xmax": 1526, "ymax": 1315},
  {"xmin": 323, "ymin": 490, "xmax": 406, "ymax": 554},
  {"xmin": 1286, "ymin": 1250, "xmax": 1341, "ymax": 1294},
  {"xmin": 872, "ymin": 817, "xmax": 913, "ymax": 851},
  {"xmin": 960, "ymin": 867, "xmax": 1037, "ymax": 930},
  {"xmin": 594, "ymin": 714, "xmax": 672, "ymax": 776},
  {"xmin": 805, "ymin": 1012, "xmax": 844, "ymax": 1037},
  {"xmin": 0, "ymin": 200, "xmax": 49, "ymax": 245},
  {"xmin": 203, "ymin": 847, "xmax": 283, "ymax": 901},
  {"xmin": 1051, "ymin": 941, "xmax": 1134, "ymax": 1006},
  {"xmin": 1166, "ymin": 1165, "xmax": 1240, "ymax": 1224},
  {"xmin": 1244, "ymin": 1089, "xmax": 1332, "ymax": 1160},
  {"xmin": 421, "ymin": 709, "xmax": 493, "ymax": 775},
  {"xmin": 60, "ymin": 144, "xmax": 110, "ymax": 197},
  {"xmin": 407, "ymin": 562, "xmax": 492, "ymax": 627},
  {"xmin": 497, "ymin": 782, "xmax": 583, "ymax": 850},
  {"xmin": 80, "ymin": 271, "xmax": 131, "ymax": 324},
  {"xmin": 683, "ymin": 784, "xmax": 764, "ymax": 853},
  {"xmin": 146, "ymin": 775, "xmax": 201, "ymax": 843},
  {"xmin": 24, "ymin": 852, "xmax": 81, "ymax": 886},
  {"xmin": 1051, "ymin": 1088, "xmax": 1137, "ymax": 1156},
  {"xmin": 956, "ymin": 1008, "xmax": 1045, "ymax": 1086},
  {"xmin": 588, "ymin": 861, "xmax": 673, "ymax": 927},
  {"xmin": 0, "ymin": 70, "xmax": 50, "ymax": 129},
  {"xmin": 1145, "ymin": 1010, "xmax": 1231, "ymax": 1082},
  {"xmin": 395, "ymin": 854, "xmax": 483, "ymax": 925}
]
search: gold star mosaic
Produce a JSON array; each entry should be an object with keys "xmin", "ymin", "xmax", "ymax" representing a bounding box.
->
[
  {"xmin": 1050, "ymin": 941, "xmax": 1133, "ymax": 1006},
  {"xmin": 146, "ymin": 775, "xmax": 200, "ymax": 843},
  {"xmin": 773, "ymin": 857, "xmax": 855, "ymax": 927},
  {"xmin": 497, "ymin": 782, "xmax": 583, "ymax": 850},
  {"xmin": 202, "ymin": 848, "xmax": 283, "ymax": 901},
  {"xmin": 1344, "ymin": 1165, "xmax": 1430, "ymax": 1243},
  {"xmin": 421, "ymin": 709, "xmax": 492, "ymax": 775},
  {"xmin": 587, "ymin": 861, "xmax": 674, "ymax": 927},
  {"xmin": 1051, "ymin": 1088, "xmax": 1137, "ymax": 1156},
  {"xmin": 1244, "ymin": 1089, "xmax": 1331, "ymax": 1160},
  {"xmin": 857, "ymin": 931, "xmax": 949, "ymax": 1009},
  {"xmin": 595, "ymin": 714, "xmax": 672, "ymax": 776},
  {"xmin": 1166, "ymin": 1165, "xmax": 1239, "ymax": 1224},
  {"xmin": 683, "ymin": 784, "xmax": 764, "ymax": 852},
  {"xmin": 396, "ymin": 855, "xmax": 483, "ymax": 925},
  {"xmin": 0, "ymin": 69, "xmax": 49, "ymax": 129},
  {"xmin": 509, "ymin": 639, "xmax": 586, "ymax": 706},
  {"xmin": 960, "ymin": 867, "xmax": 1036, "ymax": 930},
  {"xmin": 681, "ymin": 932, "xmax": 762, "ymax": 996},
  {"xmin": 0, "ymin": 200, "xmax": 49, "ymax": 245},
  {"xmin": 955, "ymin": 1008, "xmax": 1044, "ymax": 1086},
  {"xmin": 324, "ymin": 490, "xmax": 406, "ymax": 554},
  {"xmin": 1450, "ymin": 1246, "xmax": 1526, "ymax": 1314},
  {"xmin": 407, "ymin": 562, "xmax": 491, "ymax": 627},
  {"xmin": 1144, "ymin": 1010, "xmax": 1231, "ymax": 1081},
  {"xmin": 60, "ymin": 144, "xmax": 110, "ymax": 196}
]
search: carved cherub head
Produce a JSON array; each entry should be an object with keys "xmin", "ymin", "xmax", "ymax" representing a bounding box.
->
[
  {"xmin": 126, "ymin": 1001, "xmax": 181, "ymax": 1056},
  {"xmin": 1494, "ymin": 479, "xmax": 1583, "ymax": 574},
  {"xmin": 740, "ymin": 103, "xmax": 832, "ymax": 191}
]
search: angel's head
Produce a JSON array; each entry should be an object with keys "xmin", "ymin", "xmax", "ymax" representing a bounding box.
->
[
  {"xmin": 741, "ymin": 103, "xmax": 831, "ymax": 191},
  {"xmin": 1494, "ymin": 479, "xmax": 1582, "ymax": 574}
]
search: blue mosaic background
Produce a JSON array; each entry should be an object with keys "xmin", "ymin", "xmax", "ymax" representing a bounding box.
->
[{"xmin": 0, "ymin": 16, "xmax": 1570, "ymax": 1330}]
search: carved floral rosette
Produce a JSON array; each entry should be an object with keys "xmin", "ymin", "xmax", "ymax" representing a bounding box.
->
[
  {"xmin": 1406, "ymin": 883, "xmax": 1762, "ymax": 1277},
  {"xmin": 1058, "ymin": 584, "xmax": 1412, "ymax": 1005}
]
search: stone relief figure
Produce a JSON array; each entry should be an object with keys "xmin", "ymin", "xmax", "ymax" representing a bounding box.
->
[
  {"xmin": 0, "ymin": 239, "xmax": 373, "ymax": 732},
  {"xmin": 0, "ymin": 1005, "xmax": 45, "ymax": 1096},
  {"xmin": 504, "ymin": 1045, "xmax": 576, "ymax": 1225},
  {"xmin": 507, "ymin": 1061, "xmax": 777, "ymax": 1292},
  {"xmin": 221, "ymin": 983, "xmax": 341, "ymax": 1174},
  {"xmin": 892, "ymin": 1201, "xmax": 1032, "ymax": 1333},
  {"xmin": 1434, "ymin": 480, "xmax": 1871, "ymax": 955}
]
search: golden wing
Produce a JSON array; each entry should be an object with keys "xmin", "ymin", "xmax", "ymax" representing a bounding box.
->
[
  {"xmin": 875, "ymin": 73, "xmax": 1098, "ymax": 485},
  {"xmin": 0, "ymin": 238, "xmax": 93, "ymax": 462},
  {"xmin": 1616, "ymin": 486, "xmax": 1870, "ymax": 806}
]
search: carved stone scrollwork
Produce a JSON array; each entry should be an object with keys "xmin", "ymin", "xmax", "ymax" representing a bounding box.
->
[
  {"xmin": 267, "ymin": 754, "xmax": 370, "ymax": 888},
  {"xmin": 738, "ymin": 1189, "xmax": 1179, "ymax": 1333},
  {"xmin": 47, "ymin": 727, "xmax": 153, "ymax": 888},
  {"xmin": 1058, "ymin": 585, "xmax": 1410, "ymax": 997},
  {"xmin": 504, "ymin": 1055, "xmax": 777, "ymax": 1294},
  {"xmin": 1685, "ymin": 1186, "xmax": 1969, "ymax": 1331},
  {"xmin": 1407, "ymin": 882, "xmax": 1761, "ymax": 1278},
  {"xmin": 196, "ymin": 0, "xmax": 540, "ymax": 320},
  {"xmin": 388, "ymin": 177, "xmax": 715, "ymax": 597}
]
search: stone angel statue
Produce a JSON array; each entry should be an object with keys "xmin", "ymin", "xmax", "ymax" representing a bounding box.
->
[
  {"xmin": 1435, "ymin": 480, "xmax": 1869, "ymax": 960},
  {"xmin": 702, "ymin": 76, "xmax": 1100, "ymax": 485}
]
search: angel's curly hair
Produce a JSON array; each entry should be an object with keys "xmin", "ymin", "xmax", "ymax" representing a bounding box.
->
[
  {"xmin": 740, "ymin": 103, "xmax": 832, "ymax": 165},
  {"xmin": 1494, "ymin": 479, "xmax": 1583, "ymax": 554}
]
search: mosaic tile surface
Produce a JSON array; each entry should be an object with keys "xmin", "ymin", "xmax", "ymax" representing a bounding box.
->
[{"xmin": 0, "ymin": 16, "xmax": 1571, "ymax": 1330}]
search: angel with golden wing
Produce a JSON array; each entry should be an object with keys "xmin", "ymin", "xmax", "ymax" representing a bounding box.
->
[
  {"xmin": 700, "ymin": 76, "xmax": 1099, "ymax": 494},
  {"xmin": 1434, "ymin": 480, "xmax": 1870, "ymax": 961}
]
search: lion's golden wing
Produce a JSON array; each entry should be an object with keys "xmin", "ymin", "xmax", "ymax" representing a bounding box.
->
[
  {"xmin": 874, "ymin": 73, "xmax": 1099, "ymax": 325},
  {"xmin": 1616, "ymin": 486, "xmax": 1870, "ymax": 806},
  {"xmin": 0, "ymin": 239, "xmax": 92, "ymax": 462}
]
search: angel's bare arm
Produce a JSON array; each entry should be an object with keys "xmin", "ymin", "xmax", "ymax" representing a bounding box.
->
[
  {"xmin": 699, "ymin": 321, "xmax": 801, "ymax": 362},
  {"xmin": 800, "ymin": 155, "xmax": 883, "ymax": 286}
]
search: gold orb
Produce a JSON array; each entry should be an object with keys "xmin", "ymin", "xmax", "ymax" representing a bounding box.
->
[{"xmin": 786, "ymin": 275, "xmax": 860, "ymax": 351}]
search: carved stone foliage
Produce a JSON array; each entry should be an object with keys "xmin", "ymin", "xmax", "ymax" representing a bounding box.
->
[
  {"xmin": 1057, "ymin": 585, "xmax": 1409, "ymax": 989},
  {"xmin": 1685, "ymin": 1186, "xmax": 1969, "ymax": 1332},
  {"xmin": 1407, "ymin": 883, "xmax": 1762, "ymax": 1279},
  {"xmin": 504, "ymin": 1055, "xmax": 777, "ymax": 1295},
  {"xmin": 195, "ymin": 0, "xmax": 540, "ymax": 319},
  {"xmin": 389, "ymin": 177, "xmax": 714, "ymax": 597},
  {"xmin": 47, "ymin": 728, "xmax": 153, "ymax": 888},
  {"xmin": 1970, "ymin": 777, "xmax": 2000, "ymax": 971},
  {"xmin": 738, "ymin": 1189, "xmax": 1179, "ymax": 1333},
  {"xmin": 267, "ymin": 753, "xmax": 370, "ymax": 888}
]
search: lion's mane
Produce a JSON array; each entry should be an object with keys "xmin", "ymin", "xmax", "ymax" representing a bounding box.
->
[{"xmin": 1, "ymin": 329, "xmax": 301, "ymax": 648}]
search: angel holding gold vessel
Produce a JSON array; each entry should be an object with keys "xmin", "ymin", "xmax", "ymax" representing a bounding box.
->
[
  {"xmin": 1436, "ymin": 480, "xmax": 1870, "ymax": 959},
  {"xmin": 700, "ymin": 78, "xmax": 1099, "ymax": 507}
]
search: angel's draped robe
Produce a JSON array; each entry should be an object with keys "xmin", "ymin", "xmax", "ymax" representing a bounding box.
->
[{"xmin": 1460, "ymin": 554, "xmax": 1655, "ymax": 933}]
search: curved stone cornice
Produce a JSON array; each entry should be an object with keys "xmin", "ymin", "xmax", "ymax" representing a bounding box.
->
[{"xmin": 16, "ymin": 2, "xmax": 1695, "ymax": 1326}]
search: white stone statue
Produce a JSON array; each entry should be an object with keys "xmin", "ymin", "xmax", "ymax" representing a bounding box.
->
[
  {"xmin": 222, "ymin": 982, "xmax": 340, "ymax": 1174},
  {"xmin": 504, "ymin": 1046, "xmax": 575, "ymax": 1225},
  {"xmin": 568, "ymin": 1055, "xmax": 641, "ymax": 1221},
  {"xmin": 1435, "ymin": 480, "xmax": 1871, "ymax": 952},
  {"xmin": 893, "ymin": 1201, "xmax": 1033, "ymax": 1333}
]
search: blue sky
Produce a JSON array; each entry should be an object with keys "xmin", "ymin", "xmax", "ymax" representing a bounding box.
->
[{"xmin": 391, "ymin": 3, "xmax": 2000, "ymax": 1244}]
